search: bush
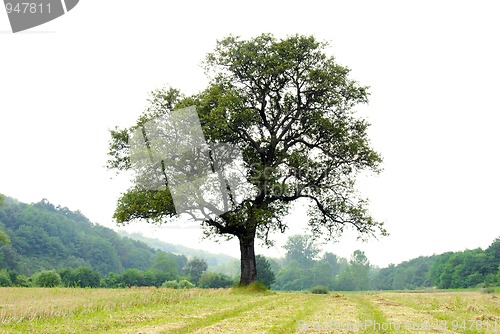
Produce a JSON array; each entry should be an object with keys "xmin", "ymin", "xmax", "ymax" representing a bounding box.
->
[
  {"xmin": 60, "ymin": 267, "xmax": 101, "ymax": 288},
  {"xmin": 198, "ymin": 272, "xmax": 233, "ymax": 288},
  {"xmin": 13, "ymin": 274, "xmax": 30, "ymax": 287},
  {"xmin": 120, "ymin": 268, "xmax": 147, "ymax": 287},
  {"xmin": 100, "ymin": 272, "xmax": 124, "ymax": 288},
  {"xmin": 162, "ymin": 280, "xmax": 179, "ymax": 289},
  {"xmin": 310, "ymin": 285, "xmax": 329, "ymax": 294},
  {"xmin": 256, "ymin": 255, "xmax": 276, "ymax": 288},
  {"xmin": 162, "ymin": 279, "xmax": 195, "ymax": 289},
  {"xmin": 34, "ymin": 270, "xmax": 62, "ymax": 287},
  {"xmin": 178, "ymin": 279, "xmax": 195, "ymax": 289},
  {"xmin": 0, "ymin": 269, "xmax": 12, "ymax": 287},
  {"xmin": 481, "ymin": 287, "xmax": 495, "ymax": 294}
]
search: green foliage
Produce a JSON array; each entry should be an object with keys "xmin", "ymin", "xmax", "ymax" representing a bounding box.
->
[
  {"xmin": 198, "ymin": 272, "xmax": 233, "ymax": 288},
  {"xmin": 60, "ymin": 267, "xmax": 101, "ymax": 288},
  {"xmin": 274, "ymin": 260, "xmax": 311, "ymax": 291},
  {"xmin": 107, "ymin": 33, "xmax": 385, "ymax": 285},
  {"xmin": 233, "ymin": 281, "xmax": 269, "ymax": 293},
  {"xmin": 11, "ymin": 273, "xmax": 30, "ymax": 287},
  {"xmin": 430, "ymin": 247, "xmax": 497, "ymax": 289},
  {"xmin": 178, "ymin": 279, "xmax": 195, "ymax": 289},
  {"xmin": 370, "ymin": 237, "xmax": 500, "ymax": 291},
  {"xmin": 0, "ymin": 230, "xmax": 10, "ymax": 246},
  {"xmin": 161, "ymin": 279, "xmax": 195, "ymax": 289},
  {"xmin": 0, "ymin": 269, "xmax": 12, "ymax": 287},
  {"xmin": 348, "ymin": 250, "xmax": 371, "ymax": 290},
  {"xmin": 100, "ymin": 272, "xmax": 124, "ymax": 288},
  {"xmin": 0, "ymin": 196, "xmax": 163, "ymax": 276},
  {"xmin": 113, "ymin": 189, "xmax": 176, "ymax": 225},
  {"xmin": 119, "ymin": 232, "xmax": 233, "ymax": 271},
  {"xmin": 310, "ymin": 285, "xmax": 329, "ymax": 294},
  {"xmin": 182, "ymin": 257, "xmax": 208, "ymax": 285},
  {"xmin": 310, "ymin": 261, "xmax": 335, "ymax": 288},
  {"xmin": 149, "ymin": 252, "xmax": 179, "ymax": 284},
  {"xmin": 120, "ymin": 268, "xmax": 147, "ymax": 287},
  {"xmin": 34, "ymin": 270, "xmax": 62, "ymax": 287},
  {"xmin": 274, "ymin": 241, "xmax": 373, "ymax": 291},
  {"xmin": 255, "ymin": 255, "xmax": 275, "ymax": 288},
  {"xmin": 334, "ymin": 250, "xmax": 370, "ymax": 291},
  {"xmin": 161, "ymin": 280, "xmax": 179, "ymax": 289},
  {"xmin": 284, "ymin": 235, "xmax": 320, "ymax": 268}
]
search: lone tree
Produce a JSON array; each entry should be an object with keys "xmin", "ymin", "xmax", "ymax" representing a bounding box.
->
[
  {"xmin": 108, "ymin": 34, "xmax": 386, "ymax": 285},
  {"xmin": 182, "ymin": 257, "xmax": 208, "ymax": 285}
]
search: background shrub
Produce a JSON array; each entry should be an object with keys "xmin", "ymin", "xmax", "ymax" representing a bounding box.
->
[
  {"xmin": 0, "ymin": 269, "xmax": 12, "ymax": 287},
  {"xmin": 198, "ymin": 272, "xmax": 233, "ymax": 288},
  {"xmin": 310, "ymin": 285, "xmax": 329, "ymax": 294},
  {"xmin": 34, "ymin": 270, "xmax": 62, "ymax": 287}
]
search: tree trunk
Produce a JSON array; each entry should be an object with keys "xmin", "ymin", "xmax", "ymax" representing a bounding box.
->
[{"xmin": 238, "ymin": 235, "xmax": 257, "ymax": 285}]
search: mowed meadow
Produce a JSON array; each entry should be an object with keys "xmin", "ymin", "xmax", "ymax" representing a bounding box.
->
[{"xmin": 0, "ymin": 287, "xmax": 499, "ymax": 333}]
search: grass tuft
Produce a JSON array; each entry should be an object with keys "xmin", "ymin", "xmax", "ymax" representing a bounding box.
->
[{"xmin": 231, "ymin": 281, "xmax": 272, "ymax": 294}]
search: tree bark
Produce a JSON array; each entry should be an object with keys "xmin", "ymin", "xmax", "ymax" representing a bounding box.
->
[{"xmin": 238, "ymin": 234, "xmax": 257, "ymax": 285}]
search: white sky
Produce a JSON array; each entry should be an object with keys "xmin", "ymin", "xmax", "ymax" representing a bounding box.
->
[{"xmin": 1, "ymin": 1, "xmax": 499, "ymax": 267}]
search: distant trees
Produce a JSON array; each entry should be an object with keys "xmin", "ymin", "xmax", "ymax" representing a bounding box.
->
[
  {"xmin": 182, "ymin": 257, "xmax": 208, "ymax": 285},
  {"xmin": 34, "ymin": 270, "xmax": 62, "ymax": 287},
  {"xmin": 0, "ymin": 269, "xmax": 12, "ymax": 286},
  {"xmin": 0, "ymin": 197, "xmax": 165, "ymax": 276},
  {"xmin": 162, "ymin": 279, "xmax": 195, "ymax": 289},
  {"xmin": 1, "ymin": 194, "xmax": 498, "ymax": 290},
  {"xmin": 284, "ymin": 235, "xmax": 320, "ymax": 268},
  {"xmin": 336, "ymin": 250, "xmax": 370, "ymax": 291},
  {"xmin": 371, "ymin": 238, "xmax": 500, "ymax": 290},
  {"xmin": 268, "ymin": 234, "xmax": 490, "ymax": 292},
  {"xmin": 60, "ymin": 267, "xmax": 101, "ymax": 288},
  {"xmin": 149, "ymin": 252, "xmax": 179, "ymax": 285},
  {"xmin": 429, "ymin": 246, "xmax": 498, "ymax": 289},
  {"xmin": 0, "ymin": 231, "xmax": 9, "ymax": 246},
  {"xmin": 198, "ymin": 272, "xmax": 233, "ymax": 288},
  {"xmin": 273, "ymin": 234, "xmax": 364, "ymax": 291}
]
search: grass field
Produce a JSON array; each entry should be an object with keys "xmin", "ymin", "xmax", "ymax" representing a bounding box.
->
[{"xmin": 0, "ymin": 287, "xmax": 499, "ymax": 333}]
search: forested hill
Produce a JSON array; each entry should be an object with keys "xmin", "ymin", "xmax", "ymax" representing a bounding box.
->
[
  {"xmin": 0, "ymin": 196, "xmax": 176, "ymax": 276},
  {"xmin": 118, "ymin": 231, "xmax": 236, "ymax": 267},
  {"xmin": 371, "ymin": 238, "xmax": 500, "ymax": 290}
]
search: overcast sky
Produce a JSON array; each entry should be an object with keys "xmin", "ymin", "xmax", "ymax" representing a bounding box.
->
[{"xmin": 1, "ymin": 1, "xmax": 499, "ymax": 267}]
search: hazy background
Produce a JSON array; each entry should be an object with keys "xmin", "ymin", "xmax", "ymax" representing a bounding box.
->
[{"xmin": 1, "ymin": 1, "xmax": 499, "ymax": 266}]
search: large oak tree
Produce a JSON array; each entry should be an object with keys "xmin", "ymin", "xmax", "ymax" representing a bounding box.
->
[{"xmin": 107, "ymin": 34, "xmax": 386, "ymax": 285}]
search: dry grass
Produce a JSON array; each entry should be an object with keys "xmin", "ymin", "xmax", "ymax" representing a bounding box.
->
[{"xmin": 0, "ymin": 288, "xmax": 499, "ymax": 333}]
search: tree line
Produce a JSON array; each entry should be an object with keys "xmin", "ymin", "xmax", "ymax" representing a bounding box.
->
[
  {"xmin": 267, "ymin": 234, "xmax": 500, "ymax": 291},
  {"xmin": 0, "ymin": 196, "xmax": 236, "ymax": 289},
  {"xmin": 1, "ymin": 194, "xmax": 498, "ymax": 291},
  {"xmin": 0, "ymin": 254, "xmax": 235, "ymax": 289},
  {"xmin": 372, "ymin": 239, "xmax": 500, "ymax": 290}
]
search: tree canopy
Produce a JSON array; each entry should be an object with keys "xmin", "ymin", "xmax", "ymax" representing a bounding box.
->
[{"xmin": 108, "ymin": 33, "xmax": 385, "ymax": 284}]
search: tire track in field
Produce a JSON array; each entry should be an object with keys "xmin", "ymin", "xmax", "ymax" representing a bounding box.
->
[
  {"xmin": 123, "ymin": 293, "xmax": 288, "ymax": 334},
  {"xmin": 114, "ymin": 291, "xmax": 276, "ymax": 334},
  {"xmin": 376, "ymin": 292, "xmax": 500, "ymax": 334},
  {"xmin": 298, "ymin": 293, "xmax": 360, "ymax": 333},
  {"xmin": 361, "ymin": 294, "xmax": 459, "ymax": 334},
  {"xmin": 189, "ymin": 293, "xmax": 322, "ymax": 334}
]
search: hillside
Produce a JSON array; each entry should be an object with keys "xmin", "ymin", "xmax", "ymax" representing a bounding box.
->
[
  {"xmin": 0, "ymin": 195, "xmax": 237, "ymax": 278},
  {"xmin": 118, "ymin": 231, "xmax": 237, "ymax": 267},
  {"xmin": 1, "ymin": 194, "xmax": 498, "ymax": 291},
  {"xmin": 0, "ymin": 196, "xmax": 167, "ymax": 275}
]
